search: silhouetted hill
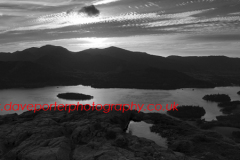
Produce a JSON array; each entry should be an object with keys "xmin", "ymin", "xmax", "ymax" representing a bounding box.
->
[
  {"xmin": 80, "ymin": 46, "xmax": 180, "ymax": 71},
  {"xmin": 1, "ymin": 45, "xmax": 239, "ymax": 73},
  {"xmin": 167, "ymin": 55, "xmax": 240, "ymax": 71},
  {"xmin": 167, "ymin": 55, "xmax": 240, "ymax": 85},
  {"xmin": 90, "ymin": 67, "xmax": 213, "ymax": 89},
  {"xmin": 0, "ymin": 45, "xmax": 71, "ymax": 62},
  {"xmin": 0, "ymin": 61, "xmax": 80, "ymax": 89},
  {"xmin": 0, "ymin": 45, "xmax": 239, "ymax": 89},
  {"xmin": 78, "ymin": 47, "xmax": 240, "ymax": 86}
]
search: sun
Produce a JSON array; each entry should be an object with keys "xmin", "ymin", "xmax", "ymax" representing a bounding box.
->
[
  {"xmin": 78, "ymin": 37, "xmax": 111, "ymax": 48},
  {"xmin": 85, "ymin": 37, "xmax": 109, "ymax": 48}
]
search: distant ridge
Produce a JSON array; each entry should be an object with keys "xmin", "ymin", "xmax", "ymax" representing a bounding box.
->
[{"xmin": 0, "ymin": 45, "xmax": 240, "ymax": 89}]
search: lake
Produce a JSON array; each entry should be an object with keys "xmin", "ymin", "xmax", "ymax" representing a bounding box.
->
[{"xmin": 0, "ymin": 85, "xmax": 240, "ymax": 121}]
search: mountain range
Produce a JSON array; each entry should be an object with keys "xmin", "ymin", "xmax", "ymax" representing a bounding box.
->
[{"xmin": 0, "ymin": 45, "xmax": 239, "ymax": 89}]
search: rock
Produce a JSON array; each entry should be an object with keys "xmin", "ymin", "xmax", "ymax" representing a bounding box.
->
[
  {"xmin": 3, "ymin": 136, "xmax": 71, "ymax": 160},
  {"xmin": 110, "ymin": 127, "xmax": 123, "ymax": 134},
  {"xmin": 73, "ymin": 144, "xmax": 134, "ymax": 160},
  {"xmin": 113, "ymin": 135, "xmax": 128, "ymax": 147},
  {"xmin": 134, "ymin": 151, "xmax": 145, "ymax": 157},
  {"xmin": 0, "ymin": 140, "xmax": 5, "ymax": 157},
  {"xmin": 0, "ymin": 113, "xmax": 18, "ymax": 124},
  {"xmin": 105, "ymin": 129, "xmax": 117, "ymax": 140},
  {"xmin": 170, "ymin": 140, "xmax": 193, "ymax": 153},
  {"xmin": 19, "ymin": 110, "xmax": 37, "ymax": 119},
  {"xmin": 144, "ymin": 120, "xmax": 154, "ymax": 124},
  {"xmin": 131, "ymin": 112, "xmax": 144, "ymax": 122},
  {"xmin": 71, "ymin": 126, "xmax": 91, "ymax": 144},
  {"xmin": 174, "ymin": 151, "xmax": 185, "ymax": 157},
  {"xmin": 97, "ymin": 151, "xmax": 121, "ymax": 160}
]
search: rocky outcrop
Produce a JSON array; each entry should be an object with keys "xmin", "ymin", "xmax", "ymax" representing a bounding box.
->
[
  {"xmin": 1, "ymin": 106, "xmax": 240, "ymax": 160},
  {"xmin": 0, "ymin": 106, "xmax": 196, "ymax": 160}
]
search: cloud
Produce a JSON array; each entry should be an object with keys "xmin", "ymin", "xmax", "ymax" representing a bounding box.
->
[
  {"xmin": 188, "ymin": 34, "xmax": 240, "ymax": 42},
  {"xmin": 79, "ymin": 5, "xmax": 100, "ymax": 17},
  {"xmin": 93, "ymin": 0, "xmax": 120, "ymax": 5},
  {"xmin": 0, "ymin": 0, "xmax": 240, "ymax": 56}
]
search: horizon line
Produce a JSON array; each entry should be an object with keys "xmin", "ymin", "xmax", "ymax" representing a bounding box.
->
[{"xmin": 1, "ymin": 44, "xmax": 239, "ymax": 59}]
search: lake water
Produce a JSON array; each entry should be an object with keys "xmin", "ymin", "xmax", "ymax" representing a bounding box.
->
[
  {"xmin": 0, "ymin": 85, "xmax": 240, "ymax": 121},
  {"xmin": 1, "ymin": 85, "xmax": 239, "ymax": 147},
  {"xmin": 126, "ymin": 121, "xmax": 167, "ymax": 148}
]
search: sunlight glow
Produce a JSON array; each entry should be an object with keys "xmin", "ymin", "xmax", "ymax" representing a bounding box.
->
[
  {"xmin": 93, "ymin": 0, "xmax": 120, "ymax": 5},
  {"xmin": 78, "ymin": 37, "xmax": 111, "ymax": 48}
]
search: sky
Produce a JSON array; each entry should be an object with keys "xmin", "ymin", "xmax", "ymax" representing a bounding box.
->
[{"xmin": 0, "ymin": 0, "xmax": 240, "ymax": 57}]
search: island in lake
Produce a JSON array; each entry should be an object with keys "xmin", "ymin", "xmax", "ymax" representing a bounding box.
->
[
  {"xmin": 202, "ymin": 94, "xmax": 231, "ymax": 102},
  {"xmin": 218, "ymin": 101, "xmax": 240, "ymax": 114},
  {"xmin": 238, "ymin": 91, "xmax": 240, "ymax": 95},
  {"xmin": 57, "ymin": 93, "xmax": 93, "ymax": 101},
  {"xmin": 167, "ymin": 105, "xmax": 206, "ymax": 119}
]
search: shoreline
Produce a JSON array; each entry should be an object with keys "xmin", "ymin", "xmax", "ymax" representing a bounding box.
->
[{"xmin": 1, "ymin": 83, "xmax": 240, "ymax": 91}]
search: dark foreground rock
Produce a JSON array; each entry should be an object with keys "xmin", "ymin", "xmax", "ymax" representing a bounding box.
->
[
  {"xmin": 0, "ymin": 106, "xmax": 240, "ymax": 160},
  {"xmin": 57, "ymin": 93, "xmax": 93, "ymax": 101},
  {"xmin": 232, "ymin": 131, "xmax": 240, "ymax": 143},
  {"xmin": 0, "ymin": 106, "xmax": 196, "ymax": 160}
]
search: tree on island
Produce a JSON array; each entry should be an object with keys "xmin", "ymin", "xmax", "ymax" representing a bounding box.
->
[
  {"xmin": 238, "ymin": 91, "xmax": 240, "ymax": 95},
  {"xmin": 202, "ymin": 94, "xmax": 231, "ymax": 102},
  {"xmin": 167, "ymin": 106, "xmax": 206, "ymax": 119}
]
